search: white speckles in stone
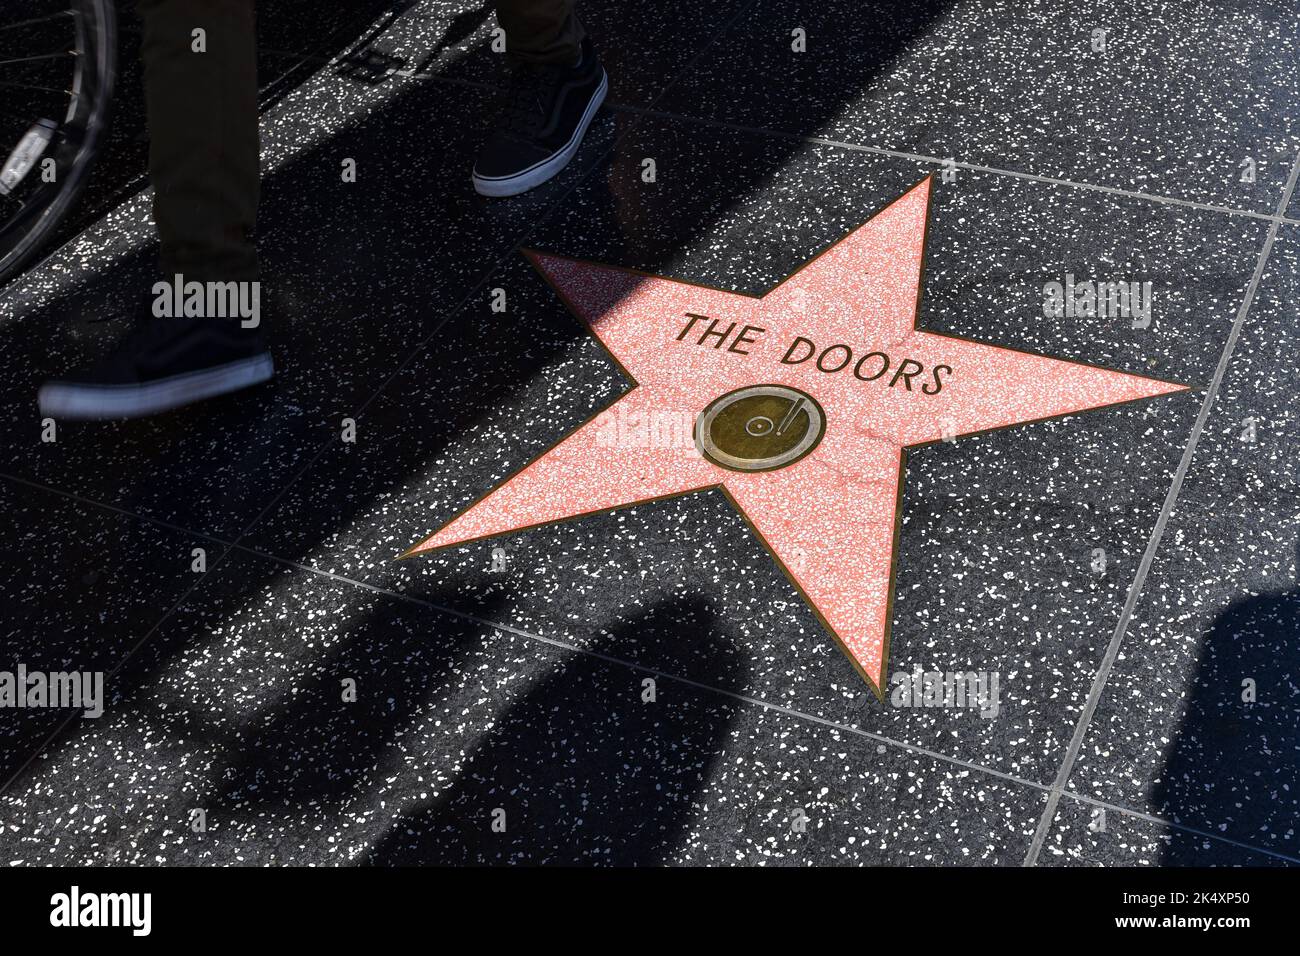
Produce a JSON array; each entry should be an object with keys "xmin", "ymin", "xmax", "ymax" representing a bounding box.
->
[{"xmin": 1, "ymin": 0, "xmax": 1294, "ymax": 868}]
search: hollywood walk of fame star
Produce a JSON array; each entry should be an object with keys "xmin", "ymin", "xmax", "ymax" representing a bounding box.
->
[{"xmin": 403, "ymin": 176, "xmax": 1189, "ymax": 698}]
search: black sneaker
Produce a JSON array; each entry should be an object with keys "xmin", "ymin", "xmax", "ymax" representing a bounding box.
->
[
  {"xmin": 38, "ymin": 308, "xmax": 274, "ymax": 420},
  {"xmin": 472, "ymin": 36, "xmax": 607, "ymax": 197}
]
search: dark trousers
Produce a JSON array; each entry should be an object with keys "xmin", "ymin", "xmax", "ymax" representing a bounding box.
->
[
  {"xmin": 136, "ymin": 0, "xmax": 583, "ymax": 283},
  {"xmin": 496, "ymin": 0, "xmax": 584, "ymax": 65}
]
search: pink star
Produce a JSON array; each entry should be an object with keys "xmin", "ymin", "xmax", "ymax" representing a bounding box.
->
[{"xmin": 404, "ymin": 176, "xmax": 1187, "ymax": 696}]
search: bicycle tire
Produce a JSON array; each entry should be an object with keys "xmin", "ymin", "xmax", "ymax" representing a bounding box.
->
[{"xmin": 0, "ymin": 0, "xmax": 117, "ymax": 287}]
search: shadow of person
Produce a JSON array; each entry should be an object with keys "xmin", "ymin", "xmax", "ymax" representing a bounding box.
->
[
  {"xmin": 361, "ymin": 595, "xmax": 747, "ymax": 865},
  {"xmin": 207, "ymin": 596, "xmax": 513, "ymax": 811},
  {"xmin": 1156, "ymin": 536, "xmax": 1300, "ymax": 864},
  {"xmin": 72, "ymin": 563, "xmax": 515, "ymax": 842}
]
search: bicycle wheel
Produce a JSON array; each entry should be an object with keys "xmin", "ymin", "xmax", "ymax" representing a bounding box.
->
[{"xmin": 0, "ymin": 0, "xmax": 116, "ymax": 286}]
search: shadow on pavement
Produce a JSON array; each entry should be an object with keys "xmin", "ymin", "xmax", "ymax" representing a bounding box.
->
[
  {"xmin": 363, "ymin": 595, "xmax": 746, "ymax": 865},
  {"xmin": 1156, "ymin": 538, "xmax": 1300, "ymax": 864}
]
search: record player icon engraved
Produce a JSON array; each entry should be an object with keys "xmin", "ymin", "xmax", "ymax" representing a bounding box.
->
[{"xmin": 695, "ymin": 384, "xmax": 826, "ymax": 473}]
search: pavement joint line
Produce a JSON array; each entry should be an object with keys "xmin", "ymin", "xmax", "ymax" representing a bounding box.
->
[
  {"xmin": 283, "ymin": 568, "xmax": 1300, "ymax": 866},
  {"xmin": 220, "ymin": 0, "xmax": 764, "ymax": 585},
  {"xmin": 393, "ymin": 69, "xmax": 1300, "ymax": 227},
  {"xmin": 0, "ymin": 535, "xmax": 239, "ymax": 802},
  {"xmin": 0, "ymin": 471, "xmax": 233, "ymax": 548},
  {"xmin": 235, "ymin": 553, "xmax": 1043, "ymax": 792},
  {"xmin": 1055, "ymin": 790, "xmax": 1300, "ymax": 866},
  {"xmin": 3, "ymin": 469, "xmax": 1294, "ymax": 865},
  {"xmin": 1023, "ymin": 146, "xmax": 1300, "ymax": 867},
  {"xmin": 0, "ymin": 461, "xmax": 1038, "ymax": 793},
  {"xmin": 616, "ymin": 104, "xmax": 1300, "ymax": 226}
]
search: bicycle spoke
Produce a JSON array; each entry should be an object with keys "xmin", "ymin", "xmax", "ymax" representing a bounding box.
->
[
  {"xmin": 0, "ymin": 13, "xmax": 74, "ymax": 35},
  {"xmin": 0, "ymin": 78, "xmax": 70, "ymax": 95},
  {"xmin": 0, "ymin": 52, "xmax": 74, "ymax": 67}
]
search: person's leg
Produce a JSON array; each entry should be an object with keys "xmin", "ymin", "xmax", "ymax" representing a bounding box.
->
[
  {"xmin": 139, "ymin": 0, "xmax": 260, "ymax": 282},
  {"xmin": 472, "ymin": 1, "xmax": 606, "ymax": 197},
  {"xmin": 38, "ymin": 0, "xmax": 272, "ymax": 420},
  {"xmin": 494, "ymin": 0, "xmax": 584, "ymax": 66}
]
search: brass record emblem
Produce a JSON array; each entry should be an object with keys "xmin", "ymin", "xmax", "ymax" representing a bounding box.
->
[{"xmin": 696, "ymin": 384, "xmax": 827, "ymax": 472}]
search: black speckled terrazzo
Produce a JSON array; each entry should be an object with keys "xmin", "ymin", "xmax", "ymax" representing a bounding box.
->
[
  {"xmin": 1, "ymin": 0, "xmax": 1298, "ymax": 867},
  {"xmin": 1065, "ymin": 226, "xmax": 1300, "ymax": 864},
  {"xmin": 656, "ymin": 0, "xmax": 1300, "ymax": 214},
  {"xmin": 0, "ymin": 480, "xmax": 216, "ymax": 784},
  {"xmin": 1038, "ymin": 794, "xmax": 1290, "ymax": 867},
  {"xmin": 0, "ymin": 546, "xmax": 1042, "ymax": 865},
  {"xmin": 366, "ymin": 0, "xmax": 752, "ymax": 107}
]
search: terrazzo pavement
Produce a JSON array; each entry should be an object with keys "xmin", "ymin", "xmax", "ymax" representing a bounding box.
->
[{"xmin": 0, "ymin": 0, "xmax": 1297, "ymax": 866}]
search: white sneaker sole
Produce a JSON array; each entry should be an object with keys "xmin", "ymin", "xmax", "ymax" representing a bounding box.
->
[
  {"xmin": 472, "ymin": 69, "xmax": 608, "ymax": 198},
  {"xmin": 38, "ymin": 352, "xmax": 274, "ymax": 420}
]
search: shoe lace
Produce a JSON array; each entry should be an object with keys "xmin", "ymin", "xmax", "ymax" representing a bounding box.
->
[{"xmin": 499, "ymin": 63, "xmax": 562, "ymax": 140}]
